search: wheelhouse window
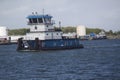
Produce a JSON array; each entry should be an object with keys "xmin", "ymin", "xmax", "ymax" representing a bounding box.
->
[
  {"xmin": 32, "ymin": 18, "xmax": 37, "ymax": 23},
  {"xmin": 29, "ymin": 18, "xmax": 32, "ymax": 23},
  {"xmin": 44, "ymin": 18, "xmax": 51, "ymax": 23},
  {"xmin": 38, "ymin": 18, "xmax": 43, "ymax": 23}
]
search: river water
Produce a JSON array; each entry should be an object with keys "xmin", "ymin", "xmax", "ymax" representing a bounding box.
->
[{"xmin": 0, "ymin": 39, "xmax": 120, "ymax": 80}]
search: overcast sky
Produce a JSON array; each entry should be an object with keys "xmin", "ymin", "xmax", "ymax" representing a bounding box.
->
[{"xmin": 0, "ymin": 0, "xmax": 120, "ymax": 31}]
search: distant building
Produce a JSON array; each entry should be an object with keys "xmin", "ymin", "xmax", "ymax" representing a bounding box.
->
[
  {"xmin": 98, "ymin": 30, "xmax": 106, "ymax": 37},
  {"xmin": 0, "ymin": 26, "xmax": 8, "ymax": 37},
  {"xmin": 0, "ymin": 26, "xmax": 10, "ymax": 44},
  {"xmin": 76, "ymin": 25, "xmax": 86, "ymax": 37}
]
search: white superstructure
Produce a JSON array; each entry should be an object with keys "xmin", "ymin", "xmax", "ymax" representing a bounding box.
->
[{"xmin": 25, "ymin": 13, "xmax": 62, "ymax": 40}]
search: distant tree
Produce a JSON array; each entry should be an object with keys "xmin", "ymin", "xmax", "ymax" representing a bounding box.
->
[
  {"xmin": 114, "ymin": 31, "xmax": 120, "ymax": 35},
  {"xmin": 8, "ymin": 28, "xmax": 30, "ymax": 35},
  {"xmin": 106, "ymin": 30, "xmax": 113, "ymax": 35},
  {"xmin": 86, "ymin": 28, "xmax": 102, "ymax": 34},
  {"xmin": 61, "ymin": 26, "xmax": 76, "ymax": 33},
  {"xmin": 109, "ymin": 30, "xmax": 113, "ymax": 34},
  {"xmin": 117, "ymin": 31, "xmax": 120, "ymax": 34}
]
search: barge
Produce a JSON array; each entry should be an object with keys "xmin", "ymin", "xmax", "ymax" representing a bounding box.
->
[{"xmin": 17, "ymin": 12, "xmax": 83, "ymax": 51}]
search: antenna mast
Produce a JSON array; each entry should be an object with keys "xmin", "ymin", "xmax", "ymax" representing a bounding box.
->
[
  {"xmin": 43, "ymin": 9, "xmax": 44, "ymax": 15},
  {"xmin": 59, "ymin": 21, "xmax": 61, "ymax": 29}
]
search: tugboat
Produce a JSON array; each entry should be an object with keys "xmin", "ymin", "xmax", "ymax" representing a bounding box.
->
[{"xmin": 17, "ymin": 12, "xmax": 83, "ymax": 51}]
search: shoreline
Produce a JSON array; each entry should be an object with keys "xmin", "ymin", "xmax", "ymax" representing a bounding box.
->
[{"xmin": 107, "ymin": 35, "xmax": 120, "ymax": 39}]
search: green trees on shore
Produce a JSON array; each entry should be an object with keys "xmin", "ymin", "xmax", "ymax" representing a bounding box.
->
[
  {"xmin": 61, "ymin": 26, "xmax": 76, "ymax": 33},
  {"xmin": 59, "ymin": 26, "xmax": 102, "ymax": 34},
  {"xmin": 8, "ymin": 28, "xmax": 30, "ymax": 35},
  {"xmin": 106, "ymin": 30, "xmax": 120, "ymax": 35},
  {"xmin": 86, "ymin": 28, "xmax": 102, "ymax": 34},
  {"xmin": 8, "ymin": 27, "xmax": 120, "ymax": 36}
]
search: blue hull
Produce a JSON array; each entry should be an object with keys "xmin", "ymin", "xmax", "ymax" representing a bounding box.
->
[{"xmin": 17, "ymin": 38, "xmax": 83, "ymax": 51}]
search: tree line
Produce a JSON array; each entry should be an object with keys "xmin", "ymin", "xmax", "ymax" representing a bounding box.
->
[
  {"xmin": 8, "ymin": 27, "xmax": 120, "ymax": 36},
  {"xmin": 8, "ymin": 28, "xmax": 30, "ymax": 35},
  {"xmin": 59, "ymin": 26, "xmax": 102, "ymax": 34}
]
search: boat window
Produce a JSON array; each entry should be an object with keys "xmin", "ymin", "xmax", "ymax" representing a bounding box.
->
[
  {"xmin": 29, "ymin": 18, "xmax": 32, "ymax": 23},
  {"xmin": 32, "ymin": 18, "xmax": 37, "ymax": 23},
  {"xmin": 38, "ymin": 18, "xmax": 43, "ymax": 23},
  {"xmin": 44, "ymin": 18, "xmax": 51, "ymax": 23}
]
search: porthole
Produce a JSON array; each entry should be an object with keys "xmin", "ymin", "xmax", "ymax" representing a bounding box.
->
[{"xmin": 35, "ymin": 26, "xmax": 37, "ymax": 30}]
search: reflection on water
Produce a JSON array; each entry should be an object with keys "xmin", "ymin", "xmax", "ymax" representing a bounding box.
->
[{"xmin": 0, "ymin": 39, "xmax": 120, "ymax": 80}]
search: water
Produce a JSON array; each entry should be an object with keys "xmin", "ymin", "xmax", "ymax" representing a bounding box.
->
[{"xmin": 0, "ymin": 39, "xmax": 120, "ymax": 80}]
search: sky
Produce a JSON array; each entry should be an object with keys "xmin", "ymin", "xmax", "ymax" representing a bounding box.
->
[{"xmin": 0, "ymin": 0, "xmax": 120, "ymax": 31}]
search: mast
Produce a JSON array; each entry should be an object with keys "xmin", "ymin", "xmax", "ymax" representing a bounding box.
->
[
  {"xmin": 59, "ymin": 21, "xmax": 61, "ymax": 30},
  {"xmin": 42, "ymin": 9, "xmax": 44, "ymax": 15}
]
